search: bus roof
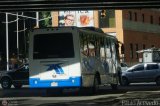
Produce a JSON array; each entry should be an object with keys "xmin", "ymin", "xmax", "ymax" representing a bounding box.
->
[{"xmin": 31, "ymin": 26, "xmax": 117, "ymax": 40}]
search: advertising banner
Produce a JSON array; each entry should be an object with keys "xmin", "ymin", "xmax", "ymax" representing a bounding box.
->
[
  {"xmin": 59, "ymin": 11, "xmax": 76, "ymax": 26},
  {"xmin": 59, "ymin": 10, "xmax": 94, "ymax": 27}
]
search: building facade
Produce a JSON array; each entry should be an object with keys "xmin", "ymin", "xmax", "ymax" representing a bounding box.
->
[{"xmin": 51, "ymin": 9, "xmax": 160, "ymax": 66}]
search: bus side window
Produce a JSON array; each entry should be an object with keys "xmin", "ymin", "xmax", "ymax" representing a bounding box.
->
[
  {"xmin": 83, "ymin": 34, "xmax": 90, "ymax": 56},
  {"xmin": 95, "ymin": 37, "xmax": 100, "ymax": 57},
  {"xmin": 100, "ymin": 37, "xmax": 105, "ymax": 60},
  {"xmin": 109, "ymin": 39, "xmax": 113, "ymax": 58},
  {"xmin": 121, "ymin": 44, "xmax": 124, "ymax": 54},
  {"xmin": 88, "ymin": 35, "xmax": 95, "ymax": 57},
  {"xmin": 105, "ymin": 38, "xmax": 112, "ymax": 58},
  {"xmin": 80, "ymin": 33, "xmax": 88, "ymax": 56},
  {"xmin": 116, "ymin": 42, "xmax": 120, "ymax": 59},
  {"xmin": 80, "ymin": 33, "xmax": 84, "ymax": 52},
  {"xmin": 111, "ymin": 40, "xmax": 117, "ymax": 62}
]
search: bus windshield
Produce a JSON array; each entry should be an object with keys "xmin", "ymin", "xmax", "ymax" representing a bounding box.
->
[{"xmin": 33, "ymin": 33, "xmax": 75, "ymax": 59}]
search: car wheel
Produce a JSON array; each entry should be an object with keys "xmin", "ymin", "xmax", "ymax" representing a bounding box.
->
[
  {"xmin": 111, "ymin": 84, "xmax": 118, "ymax": 90},
  {"xmin": 121, "ymin": 77, "xmax": 129, "ymax": 86},
  {"xmin": 14, "ymin": 84, "xmax": 23, "ymax": 89},
  {"xmin": 1, "ymin": 78, "xmax": 12, "ymax": 89},
  {"xmin": 156, "ymin": 77, "xmax": 160, "ymax": 86}
]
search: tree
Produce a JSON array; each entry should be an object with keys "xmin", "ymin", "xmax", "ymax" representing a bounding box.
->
[{"xmin": 39, "ymin": 11, "xmax": 52, "ymax": 27}]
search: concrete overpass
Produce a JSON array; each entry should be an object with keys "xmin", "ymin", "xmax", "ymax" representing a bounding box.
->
[{"xmin": 0, "ymin": 0, "xmax": 160, "ymax": 12}]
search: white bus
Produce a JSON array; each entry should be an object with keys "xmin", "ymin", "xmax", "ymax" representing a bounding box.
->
[{"xmin": 29, "ymin": 27, "xmax": 121, "ymax": 92}]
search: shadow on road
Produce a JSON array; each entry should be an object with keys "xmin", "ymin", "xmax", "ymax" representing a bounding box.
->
[{"xmin": 0, "ymin": 83, "xmax": 159, "ymax": 97}]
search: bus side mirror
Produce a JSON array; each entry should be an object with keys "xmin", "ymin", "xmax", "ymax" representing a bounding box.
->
[{"xmin": 121, "ymin": 44, "xmax": 124, "ymax": 54}]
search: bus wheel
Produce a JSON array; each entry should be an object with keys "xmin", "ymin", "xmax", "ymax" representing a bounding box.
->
[{"xmin": 111, "ymin": 84, "xmax": 118, "ymax": 90}]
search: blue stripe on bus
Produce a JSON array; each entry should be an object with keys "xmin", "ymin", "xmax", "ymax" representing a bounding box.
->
[
  {"xmin": 29, "ymin": 77, "xmax": 81, "ymax": 88},
  {"xmin": 56, "ymin": 65, "xmax": 64, "ymax": 74}
]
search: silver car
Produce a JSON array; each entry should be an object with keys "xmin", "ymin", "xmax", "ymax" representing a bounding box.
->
[{"xmin": 121, "ymin": 63, "xmax": 160, "ymax": 86}]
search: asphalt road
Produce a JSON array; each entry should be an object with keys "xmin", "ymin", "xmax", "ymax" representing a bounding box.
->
[{"xmin": 0, "ymin": 83, "xmax": 160, "ymax": 106}]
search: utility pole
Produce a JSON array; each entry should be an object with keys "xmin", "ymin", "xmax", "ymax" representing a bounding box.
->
[
  {"xmin": 23, "ymin": 18, "xmax": 26, "ymax": 57},
  {"xmin": 6, "ymin": 13, "xmax": 9, "ymax": 71},
  {"xmin": 36, "ymin": 12, "xmax": 39, "ymax": 28},
  {"xmin": 17, "ymin": 13, "xmax": 19, "ymax": 60}
]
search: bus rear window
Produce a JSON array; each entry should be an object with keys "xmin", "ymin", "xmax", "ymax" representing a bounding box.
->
[{"xmin": 33, "ymin": 33, "xmax": 74, "ymax": 59}]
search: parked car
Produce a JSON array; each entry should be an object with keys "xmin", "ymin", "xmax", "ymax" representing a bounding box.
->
[
  {"xmin": 0, "ymin": 63, "xmax": 29, "ymax": 89},
  {"xmin": 121, "ymin": 62, "xmax": 160, "ymax": 86},
  {"xmin": 120, "ymin": 63, "xmax": 128, "ymax": 71}
]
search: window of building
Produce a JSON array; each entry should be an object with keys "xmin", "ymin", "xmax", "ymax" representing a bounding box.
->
[
  {"xmin": 143, "ymin": 44, "xmax": 146, "ymax": 49},
  {"xmin": 136, "ymin": 44, "xmax": 139, "ymax": 59},
  {"xmin": 99, "ymin": 9, "xmax": 115, "ymax": 28},
  {"xmin": 134, "ymin": 12, "xmax": 137, "ymax": 21},
  {"xmin": 150, "ymin": 15, "xmax": 153, "ymax": 24},
  {"xmin": 130, "ymin": 43, "xmax": 133, "ymax": 59},
  {"xmin": 142, "ymin": 14, "xmax": 145, "ymax": 22},
  {"xmin": 129, "ymin": 11, "xmax": 132, "ymax": 20},
  {"xmin": 151, "ymin": 45, "xmax": 155, "ymax": 48}
]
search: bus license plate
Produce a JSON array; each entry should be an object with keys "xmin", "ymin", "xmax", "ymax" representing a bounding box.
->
[{"xmin": 51, "ymin": 82, "xmax": 58, "ymax": 86}]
